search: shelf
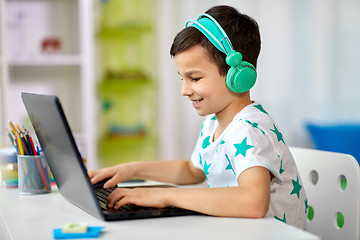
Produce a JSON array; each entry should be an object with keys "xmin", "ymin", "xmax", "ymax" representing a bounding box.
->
[
  {"xmin": 97, "ymin": 23, "xmax": 153, "ymax": 39},
  {"xmin": 5, "ymin": 0, "xmax": 80, "ymax": 60},
  {"xmin": 0, "ymin": 0, "xmax": 97, "ymax": 169},
  {"xmin": 7, "ymin": 55, "xmax": 81, "ymax": 66}
]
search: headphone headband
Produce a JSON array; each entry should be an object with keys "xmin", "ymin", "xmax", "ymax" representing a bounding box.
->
[{"xmin": 186, "ymin": 13, "xmax": 234, "ymax": 55}]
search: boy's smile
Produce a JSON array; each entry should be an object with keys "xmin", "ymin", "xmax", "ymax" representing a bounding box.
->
[
  {"xmin": 191, "ymin": 99, "xmax": 203, "ymax": 109},
  {"xmin": 174, "ymin": 44, "xmax": 233, "ymax": 117}
]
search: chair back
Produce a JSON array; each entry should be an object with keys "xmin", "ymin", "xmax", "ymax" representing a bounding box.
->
[{"xmin": 290, "ymin": 147, "xmax": 360, "ymax": 240}]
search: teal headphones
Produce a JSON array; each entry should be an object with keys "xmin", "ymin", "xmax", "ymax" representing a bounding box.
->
[{"xmin": 186, "ymin": 13, "xmax": 257, "ymax": 93}]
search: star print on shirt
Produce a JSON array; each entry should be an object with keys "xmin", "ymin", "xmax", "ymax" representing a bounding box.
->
[
  {"xmin": 304, "ymin": 198, "xmax": 309, "ymax": 213},
  {"xmin": 290, "ymin": 176, "xmax": 302, "ymax": 199},
  {"xmin": 225, "ymin": 154, "xmax": 236, "ymax": 175},
  {"xmin": 275, "ymin": 213, "xmax": 287, "ymax": 224},
  {"xmin": 234, "ymin": 137, "xmax": 254, "ymax": 157},
  {"xmin": 244, "ymin": 120, "xmax": 265, "ymax": 135},
  {"xmin": 253, "ymin": 104, "xmax": 268, "ymax": 114},
  {"xmin": 216, "ymin": 140, "xmax": 225, "ymax": 153},
  {"xmin": 278, "ymin": 155, "xmax": 285, "ymax": 174},
  {"xmin": 198, "ymin": 153, "xmax": 202, "ymax": 166},
  {"xmin": 270, "ymin": 125, "xmax": 285, "ymax": 144},
  {"xmin": 202, "ymin": 136, "xmax": 211, "ymax": 149},
  {"xmin": 203, "ymin": 160, "xmax": 212, "ymax": 180},
  {"xmin": 211, "ymin": 115, "xmax": 217, "ymax": 120}
]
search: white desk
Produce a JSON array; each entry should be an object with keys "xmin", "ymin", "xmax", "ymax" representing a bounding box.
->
[{"xmin": 0, "ymin": 186, "xmax": 320, "ymax": 240}]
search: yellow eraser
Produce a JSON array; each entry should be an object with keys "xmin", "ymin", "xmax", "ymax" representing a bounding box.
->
[{"xmin": 62, "ymin": 223, "xmax": 88, "ymax": 233}]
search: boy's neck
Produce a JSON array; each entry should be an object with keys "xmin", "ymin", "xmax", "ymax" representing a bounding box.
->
[{"xmin": 213, "ymin": 92, "xmax": 252, "ymax": 141}]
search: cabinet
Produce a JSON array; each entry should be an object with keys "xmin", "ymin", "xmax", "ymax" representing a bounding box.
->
[
  {"xmin": 0, "ymin": 0, "xmax": 97, "ymax": 168},
  {"xmin": 96, "ymin": 0, "xmax": 158, "ymax": 167}
]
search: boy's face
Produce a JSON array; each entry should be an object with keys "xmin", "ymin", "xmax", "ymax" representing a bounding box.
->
[{"xmin": 174, "ymin": 44, "xmax": 233, "ymax": 117}]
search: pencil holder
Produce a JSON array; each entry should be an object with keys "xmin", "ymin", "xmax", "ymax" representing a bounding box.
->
[{"xmin": 18, "ymin": 154, "xmax": 51, "ymax": 194}]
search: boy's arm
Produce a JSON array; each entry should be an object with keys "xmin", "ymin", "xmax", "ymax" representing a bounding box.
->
[
  {"xmin": 107, "ymin": 166, "xmax": 271, "ymax": 218},
  {"xmin": 88, "ymin": 159, "xmax": 205, "ymax": 188},
  {"xmin": 132, "ymin": 159, "xmax": 206, "ymax": 185},
  {"xmin": 167, "ymin": 166, "xmax": 271, "ymax": 218}
]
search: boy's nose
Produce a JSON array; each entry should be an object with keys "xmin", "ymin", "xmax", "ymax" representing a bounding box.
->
[{"xmin": 181, "ymin": 81, "xmax": 193, "ymax": 96}]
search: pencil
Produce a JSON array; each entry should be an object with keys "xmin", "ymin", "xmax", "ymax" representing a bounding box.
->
[
  {"xmin": 29, "ymin": 135, "xmax": 37, "ymax": 156},
  {"xmin": 15, "ymin": 122, "xmax": 22, "ymax": 134},
  {"xmin": 20, "ymin": 134, "xmax": 29, "ymax": 155},
  {"xmin": 24, "ymin": 131, "xmax": 33, "ymax": 155},
  {"xmin": 9, "ymin": 121, "xmax": 17, "ymax": 135},
  {"xmin": 13, "ymin": 140, "xmax": 19, "ymax": 155},
  {"xmin": 6, "ymin": 129, "xmax": 15, "ymax": 147},
  {"xmin": 16, "ymin": 134, "xmax": 24, "ymax": 155},
  {"xmin": 22, "ymin": 127, "xmax": 33, "ymax": 155}
]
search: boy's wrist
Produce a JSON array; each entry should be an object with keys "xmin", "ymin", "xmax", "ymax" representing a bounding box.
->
[
  {"xmin": 127, "ymin": 161, "xmax": 143, "ymax": 180},
  {"xmin": 163, "ymin": 187, "xmax": 177, "ymax": 207}
]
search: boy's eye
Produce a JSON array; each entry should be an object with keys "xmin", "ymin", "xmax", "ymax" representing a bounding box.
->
[{"xmin": 179, "ymin": 76, "xmax": 201, "ymax": 81}]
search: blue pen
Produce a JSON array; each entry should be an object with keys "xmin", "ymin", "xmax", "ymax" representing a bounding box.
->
[{"xmin": 36, "ymin": 144, "xmax": 40, "ymax": 155}]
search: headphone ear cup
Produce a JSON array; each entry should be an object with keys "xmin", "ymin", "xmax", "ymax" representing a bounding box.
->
[{"xmin": 226, "ymin": 61, "xmax": 257, "ymax": 93}]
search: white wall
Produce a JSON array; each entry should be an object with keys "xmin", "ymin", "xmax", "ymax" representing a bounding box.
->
[{"xmin": 157, "ymin": 0, "xmax": 360, "ymax": 160}]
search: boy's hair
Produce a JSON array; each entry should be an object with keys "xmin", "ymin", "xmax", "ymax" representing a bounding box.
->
[{"xmin": 170, "ymin": 5, "xmax": 261, "ymax": 76}]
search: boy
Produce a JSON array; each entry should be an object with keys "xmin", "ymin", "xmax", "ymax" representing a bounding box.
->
[{"xmin": 89, "ymin": 5, "xmax": 307, "ymax": 229}]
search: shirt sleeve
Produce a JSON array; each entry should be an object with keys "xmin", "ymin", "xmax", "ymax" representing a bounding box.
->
[{"xmin": 223, "ymin": 120, "xmax": 283, "ymax": 182}]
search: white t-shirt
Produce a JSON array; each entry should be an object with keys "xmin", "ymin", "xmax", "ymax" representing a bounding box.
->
[{"xmin": 191, "ymin": 102, "xmax": 307, "ymax": 229}]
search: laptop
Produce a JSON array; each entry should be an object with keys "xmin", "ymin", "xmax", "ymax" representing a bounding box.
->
[{"xmin": 21, "ymin": 92, "xmax": 199, "ymax": 221}]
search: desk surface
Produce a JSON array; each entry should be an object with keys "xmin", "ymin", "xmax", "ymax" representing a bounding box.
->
[{"xmin": 0, "ymin": 186, "xmax": 320, "ymax": 240}]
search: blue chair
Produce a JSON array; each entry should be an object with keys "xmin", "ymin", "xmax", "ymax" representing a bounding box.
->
[{"xmin": 306, "ymin": 123, "xmax": 360, "ymax": 164}]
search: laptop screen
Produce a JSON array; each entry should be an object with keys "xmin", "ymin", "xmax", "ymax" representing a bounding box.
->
[{"xmin": 21, "ymin": 92, "xmax": 104, "ymax": 220}]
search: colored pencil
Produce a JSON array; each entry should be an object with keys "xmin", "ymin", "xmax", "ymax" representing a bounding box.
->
[
  {"xmin": 20, "ymin": 133, "xmax": 29, "ymax": 155},
  {"xmin": 9, "ymin": 121, "xmax": 18, "ymax": 135},
  {"xmin": 29, "ymin": 135, "xmax": 37, "ymax": 156},
  {"xmin": 6, "ymin": 129, "xmax": 15, "ymax": 146},
  {"xmin": 13, "ymin": 140, "xmax": 19, "ymax": 155},
  {"xmin": 16, "ymin": 133, "xmax": 24, "ymax": 155},
  {"xmin": 7, "ymin": 122, "xmax": 51, "ymax": 191}
]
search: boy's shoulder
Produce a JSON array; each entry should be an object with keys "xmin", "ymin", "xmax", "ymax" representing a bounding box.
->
[
  {"xmin": 203, "ymin": 102, "xmax": 271, "ymax": 122},
  {"xmin": 201, "ymin": 102, "xmax": 276, "ymax": 133},
  {"xmin": 238, "ymin": 102, "xmax": 271, "ymax": 118},
  {"xmin": 235, "ymin": 102, "xmax": 275, "ymax": 128},
  {"xmin": 200, "ymin": 102, "xmax": 280, "ymax": 144},
  {"xmin": 225, "ymin": 102, "xmax": 281, "ymax": 142}
]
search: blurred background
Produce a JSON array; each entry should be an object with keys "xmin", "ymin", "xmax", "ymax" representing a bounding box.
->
[{"xmin": 1, "ymin": 0, "xmax": 359, "ymax": 169}]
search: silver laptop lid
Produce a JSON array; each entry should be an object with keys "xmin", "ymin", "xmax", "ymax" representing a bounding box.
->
[{"xmin": 21, "ymin": 92, "xmax": 104, "ymax": 220}]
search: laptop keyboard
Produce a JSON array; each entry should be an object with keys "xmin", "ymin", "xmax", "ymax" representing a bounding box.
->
[
  {"xmin": 94, "ymin": 187, "xmax": 199, "ymax": 219},
  {"xmin": 95, "ymin": 188, "xmax": 156, "ymax": 213}
]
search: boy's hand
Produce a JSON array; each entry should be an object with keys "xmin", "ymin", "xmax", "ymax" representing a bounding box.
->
[
  {"xmin": 88, "ymin": 163, "xmax": 136, "ymax": 188},
  {"xmin": 107, "ymin": 187, "xmax": 171, "ymax": 209}
]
